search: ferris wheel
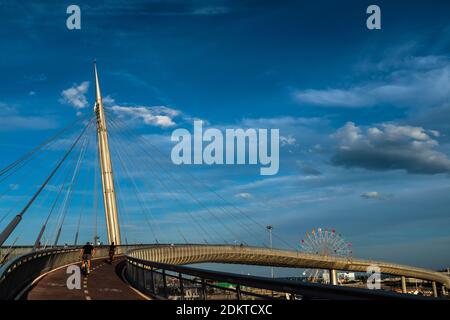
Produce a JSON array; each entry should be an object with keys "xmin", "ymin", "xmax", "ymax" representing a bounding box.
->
[{"xmin": 300, "ymin": 228, "xmax": 353, "ymax": 283}]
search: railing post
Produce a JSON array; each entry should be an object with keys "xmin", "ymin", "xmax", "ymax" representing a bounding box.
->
[
  {"xmin": 330, "ymin": 269, "xmax": 337, "ymax": 285},
  {"xmin": 201, "ymin": 278, "xmax": 207, "ymax": 300},
  {"xmin": 142, "ymin": 268, "xmax": 148, "ymax": 292},
  {"xmin": 401, "ymin": 276, "xmax": 407, "ymax": 293},
  {"xmin": 150, "ymin": 267, "xmax": 155, "ymax": 293},
  {"xmin": 125, "ymin": 259, "xmax": 130, "ymax": 279},
  {"xmin": 139, "ymin": 267, "xmax": 145, "ymax": 291},
  {"xmin": 162, "ymin": 269, "xmax": 168, "ymax": 297},
  {"xmin": 179, "ymin": 273, "xmax": 184, "ymax": 299},
  {"xmin": 432, "ymin": 281, "xmax": 438, "ymax": 298},
  {"xmin": 236, "ymin": 284, "xmax": 241, "ymax": 300}
]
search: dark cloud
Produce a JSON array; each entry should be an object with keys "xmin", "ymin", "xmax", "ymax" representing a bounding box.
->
[
  {"xmin": 297, "ymin": 161, "xmax": 321, "ymax": 176},
  {"xmin": 331, "ymin": 122, "xmax": 450, "ymax": 174}
]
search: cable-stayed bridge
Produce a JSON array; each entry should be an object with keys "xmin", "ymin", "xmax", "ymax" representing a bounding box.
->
[{"xmin": 0, "ymin": 63, "xmax": 448, "ymax": 300}]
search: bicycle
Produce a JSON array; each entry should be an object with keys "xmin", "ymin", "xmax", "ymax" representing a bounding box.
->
[{"xmin": 81, "ymin": 254, "xmax": 91, "ymax": 275}]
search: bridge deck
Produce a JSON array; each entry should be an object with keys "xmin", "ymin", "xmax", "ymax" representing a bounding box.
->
[{"xmin": 26, "ymin": 257, "xmax": 148, "ymax": 300}]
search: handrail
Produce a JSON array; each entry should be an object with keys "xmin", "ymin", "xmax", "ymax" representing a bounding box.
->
[
  {"xmin": 125, "ymin": 245, "xmax": 450, "ymax": 296},
  {"xmin": 125, "ymin": 254, "xmax": 439, "ymax": 300},
  {"xmin": 0, "ymin": 245, "xmax": 142, "ymax": 300},
  {"xmin": 0, "ymin": 248, "xmax": 81, "ymax": 299}
]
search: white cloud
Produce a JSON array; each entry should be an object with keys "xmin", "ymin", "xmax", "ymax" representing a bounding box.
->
[
  {"xmin": 102, "ymin": 95, "xmax": 115, "ymax": 106},
  {"xmin": 234, "ymin": 192, "xmax": 252, "ymax": 200},
  {"xmin": 360, "ymin": 191, "xmax": 394, "ymax": 200},
  {"xmin": 360, "ymin": 191, "xmax": 381, "ymax": 199},
  {"xmin": 111, "ymin": 105, "xmax": 179, "ymax": 128},
  {"xmin": 60, "ymin": 81, "xmax": 90, "ymax": 109},
  {"xmin": 241, "ymin": 116, "xmax": 323, "ymax": 128},
  {"xmin": 294, "ymin": 55, "xmax": 450, "ymax": 108},
  {"xmin": 332, "ymin": 122, "xmax": 450, "ymax": 174},
  {"xmin": 294, "ymin": 88, "xmax": 373, "ymax": 108},
  {"xmin": 280, "ymin": 135, "xmax": 296, "ymax": 146}
]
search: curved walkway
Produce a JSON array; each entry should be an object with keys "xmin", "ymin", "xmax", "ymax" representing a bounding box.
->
[
  {"xmin": 26, "ymin": 257, "xmax": 148, "ymax": 300},
  {"xmin": 128, "ymin": 245, "xmax": 450, "ymax": 289}
]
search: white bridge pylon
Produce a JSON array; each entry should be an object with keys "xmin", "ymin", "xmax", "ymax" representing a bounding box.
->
[{"xmin": 93, "ymin": 62, "xmax": 121, "ymax": 245}]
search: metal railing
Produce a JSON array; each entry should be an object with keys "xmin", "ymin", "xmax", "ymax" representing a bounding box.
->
[
  {"xmin": 124, "ymin": 244, "xmax": 450, "ymax": 291},
  {"xmin": 0, "ymin": 246, "xmax": 35, "ymax": 265},
  {"xmin": 125, "ymin": 254, "xmax": 440, "ymax": 300},
  {"xmin": 0, "ymin": 245, "xmax": 139, "ymax": 300}
]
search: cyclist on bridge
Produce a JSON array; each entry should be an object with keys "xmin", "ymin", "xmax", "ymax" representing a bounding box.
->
[
  {"xmin": 108, "ymin": 241, "xmax": 116, "ymax": 264},
  {"xmin": 80, "ymin": 242, "xmax": 95, "ymax": 274}
]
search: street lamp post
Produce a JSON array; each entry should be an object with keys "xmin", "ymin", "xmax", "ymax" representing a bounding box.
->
[{"xmin": 266, "ymin": 225, "xmax": 274, "ymax": 279}]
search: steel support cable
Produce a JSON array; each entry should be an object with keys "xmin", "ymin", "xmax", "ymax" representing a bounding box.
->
[
  {"xmin": 105, "ymin": 114, "xmax": 261, "ymax": 245},
  {"xmin": 103, "ymin": 125, "xmax": 138, "ymax": 245},
  {"xmin": 47, "ymin": 178, "xmax": 72, "ymax": 248},
  {"xmin": 111, "ymin": 132, "xmax": 212, "ymax": 243},
  {"xmin": 112, "ymin": 133, "xmax": 190, "ymax": 246},
  {"xmin": 52, "ymin": 126, "xmax": 92, "ymax": 246},
  {"xmin": 136, "ymin": 138, "xmax": 270, "ymax": 247},
  {"xmin": 106, "ymin": 119, "xmax": 221, "ymax": 244},
  {"xmin": 107, "ymin": 124, "xmax": 188, "ymax": 244},
  {"xmin": 110, "ymin": 119, "xmax": 213, "ymax": 244},
  {"xmin": 0, "ymin": 236, "xmax": 19, "ymax": 265},
  {"xmin": 106, "ymin": 115, "xmax": 249, "ymax": 245},
  {"xmin": 106, "ymin": 117, "xmax": 238, "ymax": 243},
  {"xmin": 33, "ymin": 154, "xmax": 76, "ymax": 250},
  {"xmin": 28, "ymin": 152, "xmax": 75, "ymax": 249},
  {"xmin": 109, "ymin": 129, "xmax": 142, "ymax": 244},
  {"xmin": 0, "ymin": 120, "xmax": 89, "ymax": 228},
  {"xmin": 0, "ymin": 153, "xmax": 51, "ymax": 200},
  {"xmin": 0, "ymin": 120, "xmax": 81, "ymax": 199},
  {"xmin": 109, "ymin": 124, "xmax": 191, "ymax": 245},
  {"xmin": 2, "ymin": 223, "xmax": 31, "ymax": 260},
  {"xmin": 73, "ymin": 183, "xmax": 85, "ymax": 245},
  {"xmin": 107, "ymin": 119, "xmax": 230, "ymax": 245},
  {"xmin": 106, "ymin": 119, "xmax": 216, "ymax": 244},
  {"xmin": 108, "ymin": 130, "xmax": 189, "ymax": 245},
  {"xmin": 0, "ymin": 203, "xmax": 20, "ymax": 226},
  {"xmin": 93, "ymin": 131, "xmax": 99, "ymax": 244},
  {"xmin": 2, "ymin": 122, "xmax": 89, "ymax": 248},
  {"xmin": 0, "ymin": 139, "xmax": 72, "ymax": 226},
  {"xmin": 74, "ymin": 129, "xmax": 93, "ymax": 245},
  {"xmin": 0, "ymin": 137, "xmax": 75, "ymax": 236},
  {"xmin": 99, "ymin": 118, "xmax": 134, "ymax": 245},
  {"xmin": 28, "ymin": 146, "xmax": 77, "ymax": 216},
  {"xmin": 50, "ymin": 133, "xmax": 89, "ymax": 247},
  {"xmin": 77, "ymin": 130, "xmax": 98, "ymax": 245},
  {"xmin": 0, "ymin": 118, "xmax": 93, "ymax": 247},
  {"xmin": 0, "ymin": 151, "xmax": 50, "ymax": 186},
  {"xmin": 0, "ymin": 114, "xmax": 89, "ymax": 178},
  {"xmin": 109, "ymin": 137, "xmax": 160, "ymax": 243},
  {"xmin": 107, "ymin": 112, "xmax": 295, "ymax": 250},
  {"xmin": 107, "ymin": 156, "xmax": 134, "ymax": 247},
  {"xmin": 0, "ymin": 235, "xmax": 25, "ymax": 265},
  {"xmin": 108, "ymin": 126, "xmax": 190, "ymax": 244},
  {"xmin": 0, "ymin": 133, "xmax": 66, "ymax": 186}
]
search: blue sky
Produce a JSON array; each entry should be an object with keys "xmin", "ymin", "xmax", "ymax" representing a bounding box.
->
[{"xmin": 1, "ymin": 0, "xmax": 450, "ymax": 272}]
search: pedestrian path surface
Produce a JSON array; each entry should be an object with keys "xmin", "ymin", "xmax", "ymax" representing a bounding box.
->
[{"xmin": 26, "ymin": 257, "xmax": 148, "ymax": 300}]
